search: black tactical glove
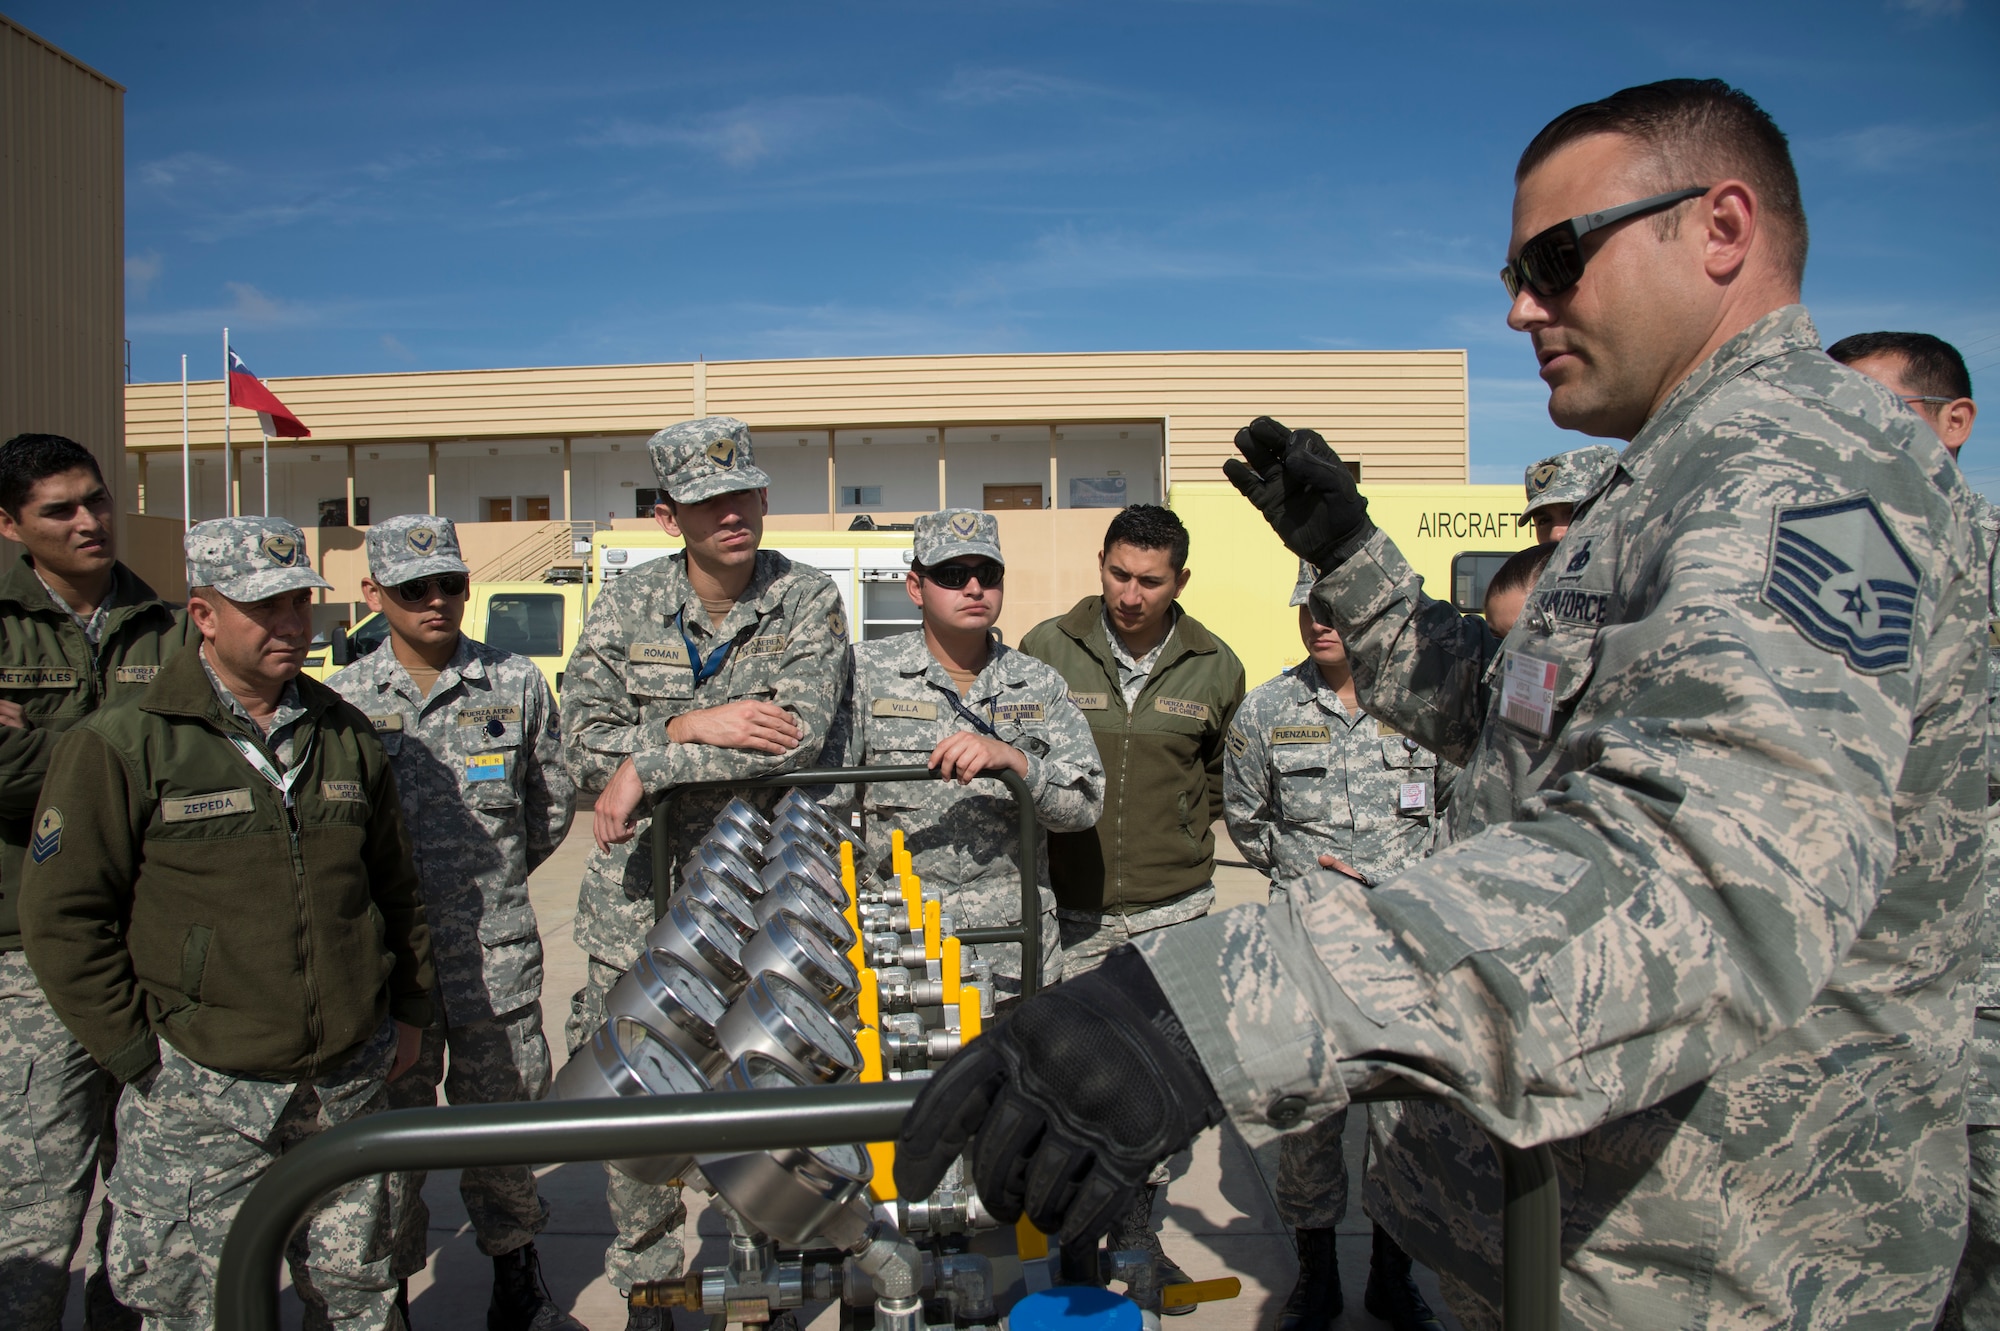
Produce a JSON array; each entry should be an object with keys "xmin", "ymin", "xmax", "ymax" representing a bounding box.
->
[
  {"xmin": 893, "ymin": 946, "xmax": 1224, "ymax": 1247},
  {"xmin": 1222, "ymin": 416, "xmax": 1375, "ymax": 570}
]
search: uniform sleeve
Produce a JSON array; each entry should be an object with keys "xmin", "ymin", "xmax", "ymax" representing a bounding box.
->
[
  {"xmin": 1223, "ymin": 704, "xmax": 1278, "ymax": 876},
  {"xmin": 1021, "ymin": 687, "xmax": 1101, "ymax": 833},
  {"xmin": 18, "ymin": 728, "xmax": 156, "ymax": 1082},
  {"xmin": 1142, "ymin": 458, "xmax": 1979, "ymax": 1150},
  {"xmin": 629, "ymin": 577, "xmax": 852, "ymax": 797},
  {"xmin": 362, "ymin": 752, "xmax": 435, "ymax": 1028},
  {"xmin": 523, "ymin": 671, "xmax": 575, "ymax": 874},
  {"xmin": 1202, "ymin": 660, "xmax": 1247, "ymax": 828},
  {"xmin": 0, "ymin": 724, "xmax": 64, "ymax": 819},
  {"xmin": 560, "ymin": 579, "xmax": 657, "ymax": 796},
  {"xmin": 1311, "ymin": 531, "xmax": 1504, "ymax": 767}
]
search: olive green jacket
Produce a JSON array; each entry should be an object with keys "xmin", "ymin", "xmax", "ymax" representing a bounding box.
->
[
  {"xmin": 1020, "ymin": 597, "xmax": 1245, "ymax": 912},
  {"xmin": 0, "ymin": 551, "xmax": 194, "ymax": 951},
  {"xmin": 19, "ymin": 643, "xmax": 435, "ymax": 1084}
]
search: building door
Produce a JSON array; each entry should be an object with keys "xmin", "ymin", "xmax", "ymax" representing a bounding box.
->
[
  {"xmin": 522, "ymin": 496, "xmax": 551, "ymax": 521},
  {"xmin": 486, "ymin": 498, "xmax": 514, "ymax": 522},
  {"xmin": 983, "ymin": 484, "xmax": 1042, "ymax": 511}
]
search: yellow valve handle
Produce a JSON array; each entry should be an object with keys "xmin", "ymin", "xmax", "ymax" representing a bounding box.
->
[
  {"xmin": 866, "ymin": 1140, "xmax": 898, "ymax": 1202},
  {"xmin": 1014, "ymin": 1216, "xmax": 1048, "ymax": 1260},
  {"xmin": 890, "ymin": 827, "xmax": 905, "ymax": 862},
  {"xmin": 857, "ymin": 970, "xmax": 880, "ymax": 1032},
  {"xmin": 923, "ymin": 899, "xmax": 942, "ymax": 961},
  {"xmin": 856, "ymin": 1027, "xmax": 897, "ymax": 1199},
  {"xmin": 840, "ymin": 840, "xmax": 858, "ymax": 898},
  {"xmin": 958, "ymin": 986, "xmax": 982, "ymax": 1042},
  {"xmin": 941, "ymin": 937, "xmax": 961, "ymax": 1004},
  {"xmin": 901, "ymin": 873, "xmax": 922, "ymax": 932},
  {"xmin": 1160, "ymin": 1278, "xmax": 1241, "ymax": 1310}
]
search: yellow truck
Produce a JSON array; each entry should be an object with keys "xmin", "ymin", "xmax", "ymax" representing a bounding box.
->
[{"xmin": 303, "ymin": 580, "xmax": 587, "ymax": 698}]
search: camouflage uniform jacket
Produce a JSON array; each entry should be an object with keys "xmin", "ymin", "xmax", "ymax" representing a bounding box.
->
[
  {"xmin": 1224, "ymin": 660, "xmax": 1454, "ymax": 889},
  {"xmin": 562, "ymin": 549, "xmax": 849, "ymax": 968},
  {"xmin": 328, "ymin": 634, "xmax": 573, "ymax": 1023},
  {"xmin": 1141, "ymin": 307, "xmax": 1985, "ymax": 1327},
  {"xmin": 818, "ymin": 631, "xmax": 1103, "ymax": 986},
  {"xmin": 1970, "ymin": 490, "xmax": 2000, "ymax": 1125},
  {"xmin": 0, "ymin": 553, "xmax": 195, "ymax": 950}
]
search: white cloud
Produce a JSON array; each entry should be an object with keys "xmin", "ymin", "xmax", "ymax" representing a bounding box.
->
[
  {"xmin": 138, "ymin": 152, "xmax": 233, "ymax": 189},
  {"xmin": 583, "ymin": 96, "xmax": 876, "ymax": 168},
  {"xmin": 380, "ymin": 334, "xmax": 418, "ymax": 363},
  {"xmin": 126, "ymin": 281, "xmax": 376, "ymax": 337},
  {"xmin": 1806, "ymin": 117, "xmax": 2000, "ymax": 174},
  {"xmin": 1891, "ymin": 0, "xmax": 1963, "ymax": 16},
  {"xmin": 126, "ymin": 250, "xmax": 163, "ymax": 299},
  {"xmin": 938, "ymin": 68, "xmax": 1107, "ymax": 106}
]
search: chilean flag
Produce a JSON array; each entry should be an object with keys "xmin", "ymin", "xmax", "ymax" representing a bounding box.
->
[{"xmin": 227, "ymin": 347, "xmax": 310, "ymax": 438}]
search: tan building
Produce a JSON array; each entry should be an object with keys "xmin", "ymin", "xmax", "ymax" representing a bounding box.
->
[
  {"xmin": 121, "ymin": 349, "xmax": 1468, "ymax": 614},
  {"xmin": 2, "ymin": 17, "xmax": 126, "ymax": 516}
]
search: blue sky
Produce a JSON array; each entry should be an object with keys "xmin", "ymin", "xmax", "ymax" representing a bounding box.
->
[{"xmin": 18, "ymin": 1, "xmax": 2000, "ymax": 492}]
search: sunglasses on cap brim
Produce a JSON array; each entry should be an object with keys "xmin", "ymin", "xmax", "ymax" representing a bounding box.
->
[
  {"xmin": 918, "ymin": 560, "xmax": 1004, "ymax": 590},
  {"xmin": 393, "ymin": 574, "xmax": 467, "ymax": 603},
  {"xmin": 1501, "ymin": 186, "xmax": 1710, "ymax": 300}
]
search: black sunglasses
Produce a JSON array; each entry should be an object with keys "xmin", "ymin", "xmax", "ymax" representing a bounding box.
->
[
  {"xmin": 393, "ymin": 573, "xmax": 467, "ymax": 603},
  {"xmin": 919, "ymin": 560, "xmax": 1004, "ymax": 590},
  {"xmin": 1500, "ymin": 186, "xmax": 1710, "ymax": 300}
]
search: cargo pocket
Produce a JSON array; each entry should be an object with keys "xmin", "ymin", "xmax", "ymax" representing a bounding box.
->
[
  {"xmin": 0, "ymin": 1043, "xmax": 50, "ymax": 1208},
  {"xmin": 179, "ymin": 924, "xmax": 213, "ymax": 1004}
]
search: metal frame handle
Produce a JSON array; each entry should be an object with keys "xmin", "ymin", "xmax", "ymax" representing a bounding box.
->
[
  {"xmin": 661, "ymin": 764, "xmax": 1043, "ymax": 995},
  {"xmin": 213, "ymin": 1085, "xmax": 1559, "ymax": 1331}
]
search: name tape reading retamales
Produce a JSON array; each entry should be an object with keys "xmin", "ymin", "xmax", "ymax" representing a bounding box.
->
[{"xmin": 0, "ymin": 667, "xmax": 76, "ymax": 688}]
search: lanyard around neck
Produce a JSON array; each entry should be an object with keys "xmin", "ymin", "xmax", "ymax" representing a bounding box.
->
[
  {"xmin": 226, "ymin": 725, "xmax": 317, "ymax": 808},
  {"xmin": 678, "ymin": 612, "xmax": 735, "ymax": 686},
  {"xmin": 930, "ymin": 680, "xmax": 998, "ymax": 738}
]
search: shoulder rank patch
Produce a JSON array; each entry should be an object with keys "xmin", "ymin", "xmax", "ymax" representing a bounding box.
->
[
  {"xmin": 368, "ymin": 713, "xmax": 404, "ymax": 732},
  {"xmin": 1271, "ymin": 724, "xmax": 1331, "ymax": 744},
  {"xmin": 1225, "ymin": 727, "xmax": 1249, "ymax": 758},
  {"xmin": 114, "ymin": 665, "xmax": 160, "ymax": 685},
  {"xmin": 1070, "ymin": 691, "xmax": 1109, "ymax": 711},
  {"xmin": 872, "ymin": 697, "xmax": 938, "ymax": 720},
  {"xmin": 30, "ymin": 808, "xmax": 62, "ymax": 862},
  {"xmin": 321, "ymin": 780, "xmax": 365, "ymax": 803},
  {"xmin": 1990, "ymin": 619, "xmax": 2000, "ymax": 650},
  {"xmin": 162, "ymin": 789, "xmax": 254, "ymax": 823},
  {"xmin": 631, "ymin": 641, "xmax": 692, "ymax": 668},
  {"xmin": 992, "ymin": 701, "xmax": 1045, "ymax": 725},
  {"xmin": 1762, "ymin": 495, "xmax": 1919, "ymax": 674},
  {"xmin": 0, "ymin": 667, "xmax": 77, "ymax": 689},
  {"xmin": 1155, "ymin": 696, "xmax": 1211, "ymax": 723},
  {"xmin": 827, "ymin": 608, "xmax": 848, "ymax": 640},
  {"xmin": 739, "ymin": 633, "xmax": 787, "ymax": 659}
]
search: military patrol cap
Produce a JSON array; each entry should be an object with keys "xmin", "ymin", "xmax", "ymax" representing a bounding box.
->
[
  {"xmin": 1289, "ymin": 558, "xmax": 1319, "ymax": 608},
  {"xmin": 1521, "ymin": 444, "xmax": 1618, "ymax": 523},
  {"xmin": 367, "ymin": 514, "xmax": 470, "ymax": 587},
  {"xmin": 648, "ymin": 416, "xmax": 771, "ymax": 504},
  {"xmin": 914, "ymin": 509, "xmax": 1004, "ymax": 567},
  {"xmin": 185, "ymin": 516, "xmax": 333, "ymax": 601}
]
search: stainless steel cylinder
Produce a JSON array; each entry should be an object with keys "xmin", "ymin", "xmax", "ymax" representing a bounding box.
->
[
  {"xmin": 776, "ymin": 789, "xmax": 852, "ymax": 845},
  {"xmin": 603, "ymin": 949, "xmax": 732, "ymax": 1077},
  {"xmin": 694, "ymin": 840, "xmax": 767, "ymax": 902},
  {"xmin": 759, "ymin": 839, "xmax": 844, "ymax": 903},
  {"xmin": 699, "ymin": 1054, "xmax": 875, "ymax": 1249},
  {"xmin": 550, "ymin": 1016, "xmax": 712, "ymax": 1185},
  {"xmin": 646, "ymin": 894, "xmax": 750, "ymax": 996},
  {"xmin": 717, "ymin": 795, "xmax": 775, "ymax": 844},
  {"xmin": 703, "ymin": 815, "xmax": 769, "ymax": 870},
  {"xmin": 768, "ymin": 806, "xmax": 840, "ymax": 858},
  {"xmin": 753, "ymin": 875, "xmax": 859, "ymax": 952},
  {"xmin": 742, "ymin": 911, "xmax": 860, "ymax": 1011},
  {"xmin": 716, "ymin": 971, "xmax": 862, "ymax": 1084},
  {"xmin": 676, "ymin": 867, "xmax": 760, "ymax": 941}
]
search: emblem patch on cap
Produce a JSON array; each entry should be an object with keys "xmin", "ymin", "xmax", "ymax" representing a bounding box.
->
[
  {"xmin": 262, "ymin": 533, "xmax": 299, "ymax": 565},
  {"xmin": 1527, "ymin": 461, "xmax": 1561, "ymax": 495},
  {"xmin": 706, "ymin": 437, "xmax": 738, "ymax": 468},
  {"xmin": 949, "ymin": 511, "xmax": 980, "ymax": 538},
  {"xmin": 407, "ymin": 526, "xmax": 437, "ymax": 554},
  {"xmin": 1762, "ymin": 494, "xmax": 1919, "ymax": 674},
  {"xmin": 30, "ymin": 808, "xmax": 61, "ymax": 862}
]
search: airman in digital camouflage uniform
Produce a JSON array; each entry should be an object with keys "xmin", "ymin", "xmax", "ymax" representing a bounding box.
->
[
  {"xmin": 1519, "ymin": 443, "xmax": 1616, "ymax": 545},
  {"xmin": 0, "ymin": 434, "xmax": 185, "ymax": 1331},
  {"xmin": 896, "ymin": 80, "xmax": 1987, "ymax": 1331},
  {"xmin": 1826, "ymin": 331, "xmax": 1992, "ymax": 1331},
  {"xmin": 819, "ymin": 509, "xmax": 1102, "ymax": 997},
  {"xmin": 327, "ymin": 515, "xmax": 580, "ymax": 1331},
  {"xmin": 560, "ymin": 418, "xmax": 849, "ymax": 1328},
  {"xmin": 21, "ymin": 515, "xmax": 435, "ymax": 1331},
  {"xmin": 1222, "ymin": 560, "xmax": 1449, "ymax": 1331}
]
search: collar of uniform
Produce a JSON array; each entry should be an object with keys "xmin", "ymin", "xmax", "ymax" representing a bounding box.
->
[
  {"xmin": 1619, "ymin": 304, "xmax": 1820, "ymax": 485},
  {"xmin": 1059, "ymin": 594, "xmax": 1216, "ymax": 665},
  {"xmin": 893, "ymin": 633, "xmax": 1028, "ymax": 698},
  {"xmin": 377, "ymin": 633, "xmax": 485, "ymax": 703},
  {"xmin": 0, "ymin": 550, "xmax": 167, "ymax": 628},
  {"xmin": 1290, "ymin": 658, "xmax": 1363, "ymax": 722},
  {"xmin": 142, "ymin": 635, "xmax": 334, "ymax": 731},
  {"xmin": 666, "ymin": 548, "xmax": 790, "ymax": 641}
]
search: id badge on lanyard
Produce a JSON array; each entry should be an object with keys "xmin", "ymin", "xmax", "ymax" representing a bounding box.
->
[
  {"xmin": 1499, "ymin": 646, "xmax": 1562, "ymax": 740},
  {"xmin": 227, "ymin": 728, "xmax": 316, "ymax": 808}
]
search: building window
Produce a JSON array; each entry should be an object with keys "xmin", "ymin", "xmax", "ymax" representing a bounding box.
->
[
  {"xmin": 635, "ymin": 488, "xmax": 669, "ymax": 518},
  {"xmin": 841, "ymin": 485, "xmax": 883, "ymax": 508},
  {"xmin": 485, "ymin": 593, "xmax": 566, "ymax": 658}
]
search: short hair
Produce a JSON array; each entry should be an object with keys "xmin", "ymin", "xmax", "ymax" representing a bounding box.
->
[
  {"xmin": 1102, "ymin": 504, "xmax": 1190, "ymax": 570},
  {"xmin": 1517, "ymin": 78, "xmax": 1807, "ymax": 287},
  {"xmin": 0, "ymin": 433, "xmax": 105, "ymax": 518},
  {"xmin": 1484, "ymin": 543, "xmax": 1555, "ymax": 610},
  {"xmin": 1827, "ymin": 331, "xmax": 1973, "ymax": 403}
]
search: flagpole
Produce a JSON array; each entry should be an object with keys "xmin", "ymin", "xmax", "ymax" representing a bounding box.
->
[
  {"xmin": 222, "ymin": 327, "xmax": 233, "ymax": 517},
  {"xmin": 181, "ymin": 354, "xmax": 191, "ymax": 531},
  {"xmin": 261, "ymin": 430, "xmax": 270, "ymax": 514}
]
